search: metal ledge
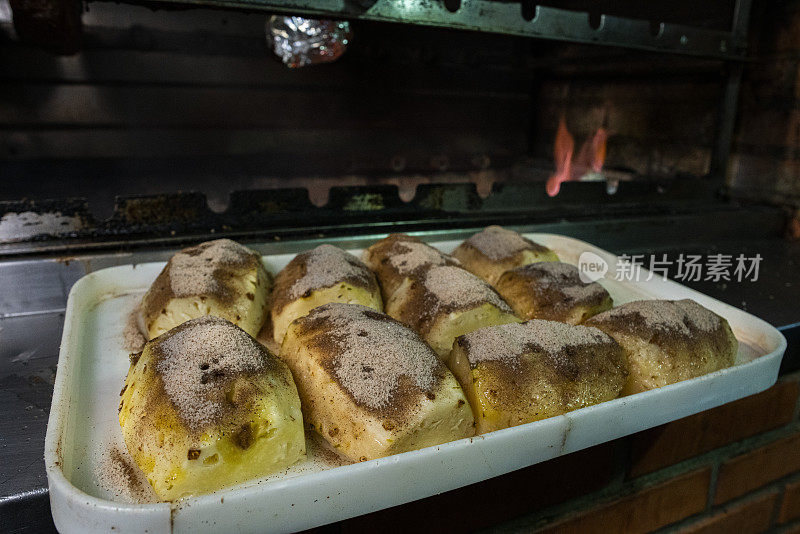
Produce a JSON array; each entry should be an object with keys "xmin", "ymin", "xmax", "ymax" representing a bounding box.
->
[
  {"xmin": 0, "ymin": 179, "xmax": 727, "ymax": 256},
  {"xmin": 137, "ymin": 0, "xmax": 748, "ymax": 59}
]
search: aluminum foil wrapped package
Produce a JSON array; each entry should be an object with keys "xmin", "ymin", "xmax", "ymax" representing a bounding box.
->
[{"xmin": 267, "ymin": 15, "xmax": 352, "ymax": 68}]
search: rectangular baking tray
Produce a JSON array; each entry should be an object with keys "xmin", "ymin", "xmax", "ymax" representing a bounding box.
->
[{"xmin": 44, "ymin": 233, "xmax": 787, "ymax": 534}]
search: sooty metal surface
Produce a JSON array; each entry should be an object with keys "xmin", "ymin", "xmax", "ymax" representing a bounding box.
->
[{"xmin": 0, "ymin": 179, "xmax": 726, "ymax": 256}]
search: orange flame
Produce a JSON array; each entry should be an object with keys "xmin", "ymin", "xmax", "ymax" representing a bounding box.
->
[
  {"xmin": 546, "ymin": 116, "xmax": 574, "ymax": 197},
  {"xmin": 590, "ymin": 128, "xmax": 608, "ymax": 173},
  {"xmin": 546, "ymin": 119, "xmax": 608, "ymax": 197}
]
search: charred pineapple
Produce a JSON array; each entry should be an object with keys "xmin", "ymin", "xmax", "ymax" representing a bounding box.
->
[{"xmin": 446, "ymin": 320, "xmax": 627, "ymax": 434}]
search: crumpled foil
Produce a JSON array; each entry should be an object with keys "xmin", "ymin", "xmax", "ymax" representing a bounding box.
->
[{"xmin": 267, "ymin": 15, "xmax": 352, "ymax": 68}]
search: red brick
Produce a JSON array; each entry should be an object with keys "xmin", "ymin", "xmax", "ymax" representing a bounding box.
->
[
  {"xmin": 715, "ymin": 432, "xmax": 800, "ymax": 504},
  {"xmin": 340, "ymin": 441, "xmax": 618, "ymax": 534},
  {"xmin": 780, "ymin": 479, "xmax": 800, "ymax": 524},
  {"xmin": 630, "ymin": 379, "xmax": 799, "ymax": 478},
  {"xmin": 538, "ymin": 468, "xmax": 712, "ymax": 534},
  {"xmin": 679, "ymin": 490, "xmax": 779, "ymax": 534}
]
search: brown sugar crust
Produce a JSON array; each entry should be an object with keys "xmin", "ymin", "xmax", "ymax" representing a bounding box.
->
[
  {"xmin": 584, "ymin": 299, "xmax": 736, "ymax": 361},
  {"xmin": 451, "ymin": 226, "xmax": 558, "ymax": 285},
  {"xmin": 455, "ymin": 321, "xmax": 627, "ymax": 416},
  {"xmin": 495, "ymin": 262, "xmax": 612, "ymax": 321},
  {"xmin": 270, "ymin": 244, "xmax": 379, "ymax": 315},
  {"xmin": 141, "ymin": 239, "xmax": 264, "ymax": 320},
  {"xmin": 362, "ymin": 233, "xmax": 460, "ymax": 301},
  {"xmin": 389, "ymin": 264, "xmax": 514, "ymax": 335},
  {"xmin": 289, "ymin": 303, "xmax": 447, "ymax": 423},
  {"xmin": 456, "ymin": 226, "xmax": 552, "ymax": 262},
  {"xmin": 457, "ymin": 320, "xmax": 621, "ymax": 371},
  {"xmin": 140, "ymin": 316, "xmax": 285, "ymax": 434}
]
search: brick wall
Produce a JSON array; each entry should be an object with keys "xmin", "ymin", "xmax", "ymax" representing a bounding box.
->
[{"xmin": 325, "ymin": 372, "xmax": 800, "ymax": 533}]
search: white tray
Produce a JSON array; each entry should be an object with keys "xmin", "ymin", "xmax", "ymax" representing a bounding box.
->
[{"xmin": 44, "ymin": 234, "xmax": 787, "ymax": 534}]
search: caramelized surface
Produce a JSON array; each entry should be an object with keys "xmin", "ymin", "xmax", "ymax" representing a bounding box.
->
[
  {"xmin": 447, "ymin": 320, "xmax": 627, "ymax": 433},
  {"xmin": 586, "ymin": 299, "xmax": 737, "ymax": 394}
]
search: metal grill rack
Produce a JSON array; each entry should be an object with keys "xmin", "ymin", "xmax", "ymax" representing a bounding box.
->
[{"xmin": 148, "ymin": 0, "xmax": 752, "ymax": 59}]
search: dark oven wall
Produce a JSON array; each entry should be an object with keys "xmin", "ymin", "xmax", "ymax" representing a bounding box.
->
[
  {"xmin": 0, "ymin": 2, "xmax": 535, "ymax": 218},
  {"xmin": 0, "ymin": 0, "xmax": 736, "ymax": 222}
]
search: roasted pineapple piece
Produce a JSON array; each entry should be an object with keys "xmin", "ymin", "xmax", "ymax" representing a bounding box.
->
[
  {"xmin": 270, "ymin": 244, "xmax": 382, "ymax": 344},
  {"xmin": 494, "ymin": 261, "xmax": 612, "ymax": 324},
  {"xmin": 280, "ymin": 303, "xmax": 474, "ymax": 462},
  {"xmin": 452, "ymin": 226, "xmax": 559, "ymax": 285},
  {"xmin": 385, "ymin": 264, "xmax": 520, "ymax": 357},
  {"xmin": 140, "ymin": 239, "xmax": 272, "ymax": 340},
  {"xmin": 361, "ymin": 233, "xmax": 461, "ymax": 302},
  {"xmin": 585, "ymin": 299, "xmax": 737, "ymax": 395},
  {"xmin": 119, "ymin": 316, "xmax": 305, "ymax": 500},
  {"xmin": 446, "ymin": 321, "xmax": 627, "ymax": 434}
]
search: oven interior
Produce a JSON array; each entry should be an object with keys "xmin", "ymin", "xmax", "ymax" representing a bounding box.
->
[{"xmin": 2, "ymin": 0, "xmax": 786, "ymax": 254}]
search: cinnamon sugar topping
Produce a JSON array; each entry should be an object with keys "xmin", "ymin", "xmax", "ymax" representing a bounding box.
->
[
  {"xmin": 590, "ymin": 299, "xmax": 721, "ymax": 334},
  {"xmin": 465, "ymin": 226, "xmax": 548, "ymax": 261},
  {"xmin": 152, "ymin": 316, "xmax": 271, "ymax": 430},
  {"xmin": 289, "ymin": 244, "xmax": 374, "ymax": 299},
  {"xmin": 460, "ymin": 320, "xmax": 612, "ymax": 367},
  {"xmin": 305, "ymin": 304, "xmax": 440, "ymax": 410},
  {"xmin": 167, "ymin": 239, "xmax": 257, "ymax": 298},
  {"xmin": 424, "ymin": 265, "xmax": 512, "ymax": 313},
  {"xmin": 122, "ymin": 306, "xmax": 146, "ymax": 353},
  {"xmin": 389, "ymin": 240, "xmax": 457, "ymax": 274},
  {"xmin": 95, "ymin": 447, "xmax": 158, "ymax": 503},
  {"xmin": 519, "ymin": 261, "xmax": 607, "ymax": 304}
]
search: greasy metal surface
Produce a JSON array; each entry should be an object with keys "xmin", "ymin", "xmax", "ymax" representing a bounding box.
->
[
  {"xmin": 0, "ymin": 259, "xmax": 87, "ymax": 317},
  {"xmin": 143, "ymin": 0, "xmax": 746, "ymax": 59},
  {"xmin": 0, "ymin": 199, "xmax": 92, "ymax": 244},
  {"xmin": 0, "ymin": 179, "xmax": 727, "ymax": 255},
  {"xmin": 0, "ymin": 313, "xmax": 62, "ymax": 492},
  {"xmin": 0, "ymin": 313, "xmax": 62, "ymax": 533},
  {"xmin": 1, "ymin": 210, "xmax": 798, "ymax": 532}
]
